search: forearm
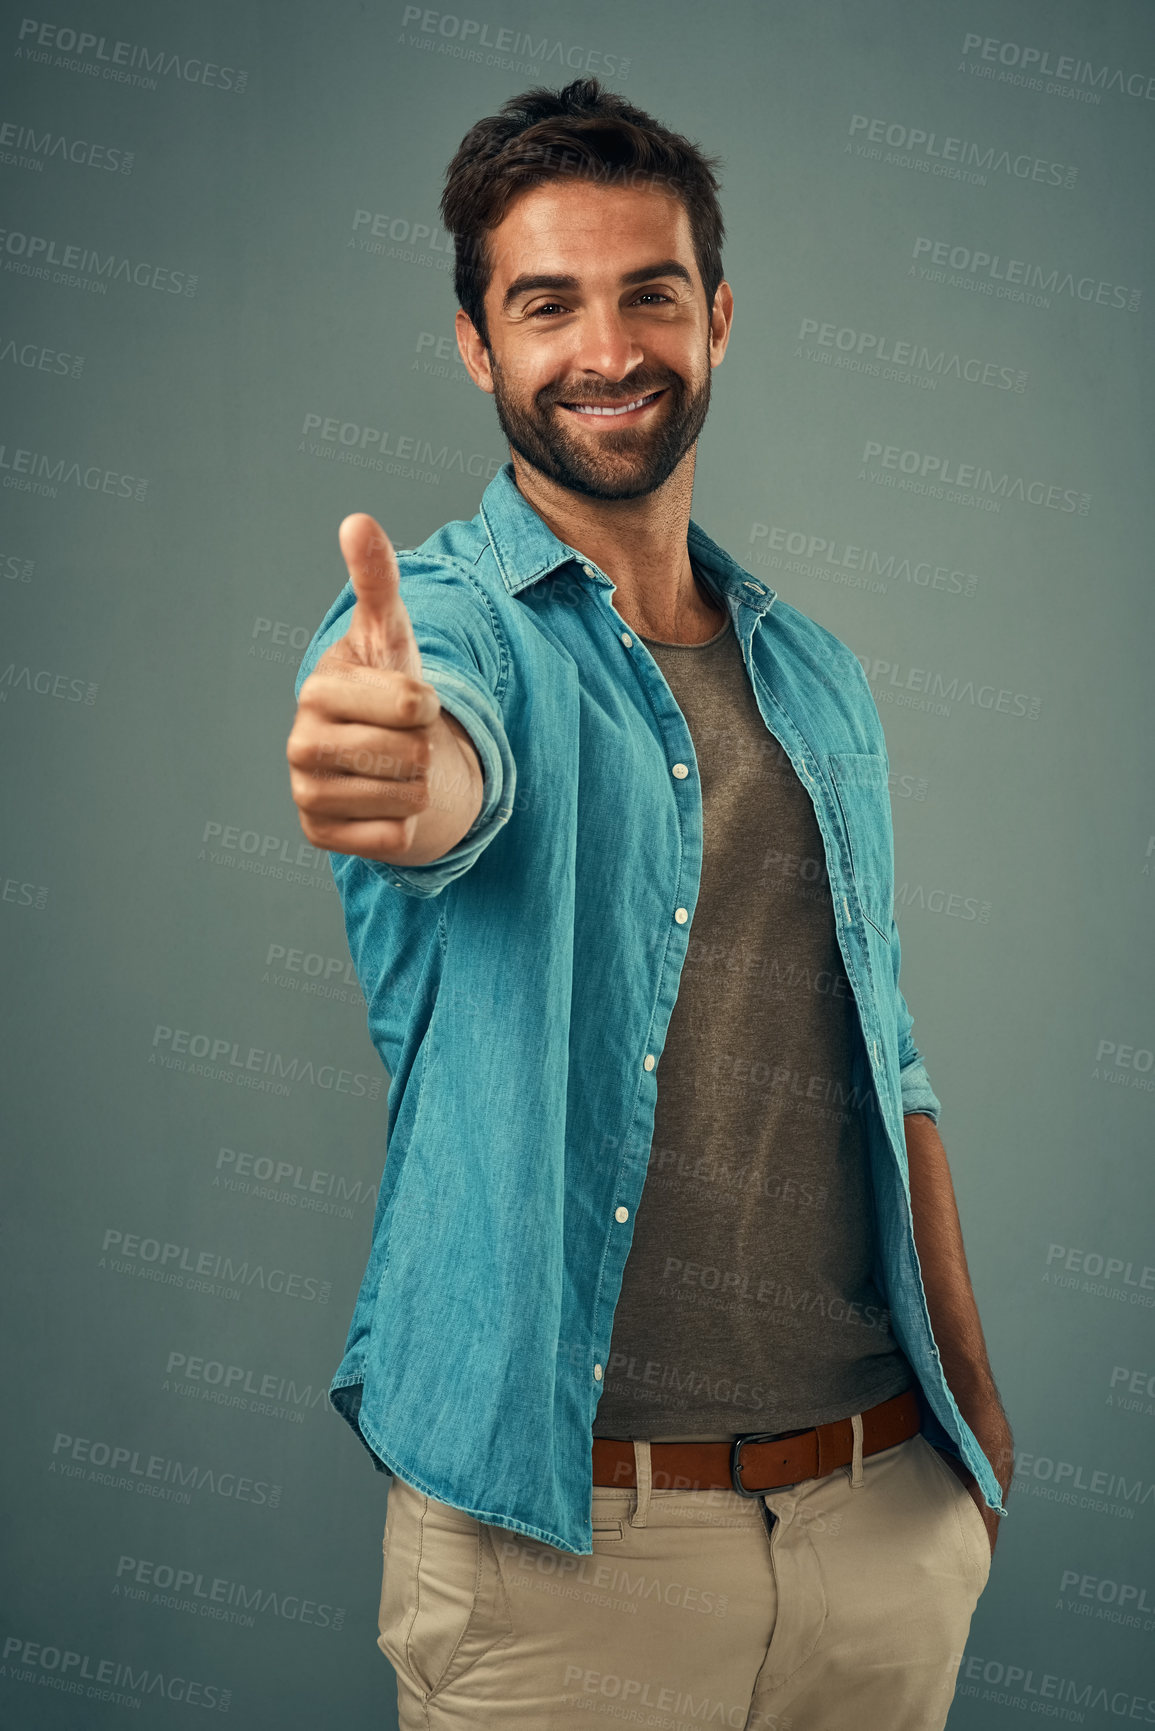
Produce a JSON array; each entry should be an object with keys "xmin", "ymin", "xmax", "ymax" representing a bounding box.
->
[
  {"xmin": 384, "ymin": 708, "xmax": 484, "ymax": 867},
  {"xmin": 903, "ymin": 1111, "xmax": 1013, "ymax": 1486}
]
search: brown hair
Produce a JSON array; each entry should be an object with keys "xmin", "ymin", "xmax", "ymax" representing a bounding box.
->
[{"xmin": 439, "ymin": 77, "xmax": 726, "ymax": 349}]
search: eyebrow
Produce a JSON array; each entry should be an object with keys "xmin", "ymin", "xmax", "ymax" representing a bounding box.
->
[{"xmin": 501, "ymin": 258, "xmax": 693, "ymax": 314}]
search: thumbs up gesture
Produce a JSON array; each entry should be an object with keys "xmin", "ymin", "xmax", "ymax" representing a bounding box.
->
[{"xmin": 287, "ymin": 514, "xmax": 482, "ymax": 865}]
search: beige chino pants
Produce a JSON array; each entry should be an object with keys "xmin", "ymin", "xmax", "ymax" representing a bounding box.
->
[{"xmin": 376, "ymin": 1427, "xmax": 992, "ymax": 1730}]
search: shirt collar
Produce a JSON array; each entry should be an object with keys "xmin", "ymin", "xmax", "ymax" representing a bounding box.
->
[{"xmin": 478, "ymin": 461, "xmax": 777, "ymax": 618}]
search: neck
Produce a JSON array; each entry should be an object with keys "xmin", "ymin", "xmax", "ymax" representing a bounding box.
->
[{"xmin": 508, "ymin": 448, "xmax": 726, "ymax": 644}]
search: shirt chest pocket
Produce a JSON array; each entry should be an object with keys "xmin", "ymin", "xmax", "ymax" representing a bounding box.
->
[{"xmin": 826, "ymin": 752, "xmax": 894, "ymax": 944}]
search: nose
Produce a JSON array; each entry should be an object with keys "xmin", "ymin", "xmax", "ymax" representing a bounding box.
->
[{"xmin": 564, "ymin": 305, "xmax": 647, "ymax": 392}]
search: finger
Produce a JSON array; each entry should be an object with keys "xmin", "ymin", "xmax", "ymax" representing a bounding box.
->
[
  {"xmin": 337, "ymin": 513, "xmax": 424, "ymax": 682},
  {"xmin": 301, "ymin": 660, "xmax": 440, "ymax": 730},
  {"xmin": 291, "ymin": 720, "xmax": 434, "ymax": 786},
  {"xmin": 296, "ymin": 769, "xmax": 434, "ymax": 822},
  {"xmin": 300, "ymin": 814, "xmax": 422, "ymax": 859}
]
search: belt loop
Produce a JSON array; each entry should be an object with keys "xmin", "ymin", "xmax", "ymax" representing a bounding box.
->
[
  {"xmin": 630, "ymin": 1440, "xmax": 652, "ymax": 1527},
  {"xmin": 849, "ymin": 1413, "xmax": 864, "ymax": 1488}
]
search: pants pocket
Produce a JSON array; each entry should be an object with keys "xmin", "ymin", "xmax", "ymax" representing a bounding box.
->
[
  {"xmin": 919, "ymin": 1437, "xmax": 992, "ymax": 1589},
  {"xmin": 378, "ymin": 1478, "xmax": 513, "ymax": 1700}
]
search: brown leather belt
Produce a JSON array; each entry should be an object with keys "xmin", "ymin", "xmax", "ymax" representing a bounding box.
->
[{"xmin": 592, "ymin": 1386, "xmax": 922, "ymax": 1496}]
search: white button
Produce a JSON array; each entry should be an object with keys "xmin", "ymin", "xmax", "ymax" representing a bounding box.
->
[
  {"xmin": 583, "ymin": 563, "xmax": 596, "ymax": 577},
  {"xmin": 593, "ymin": 1362, "xmax": 603, "ymax": 1381},
  {"xmin": 674, "ymin": 907, "xmax": 688, "ymax": 924},
  {"xmin": 620, "ymin": 631, "xmax": 633, "ymax": 648},
  {"xmin": 644, "ymin": 1054, "xmax": 656, "ymax": 1071},
  {"xmin": 615, "ymin": 1206, "xmax": 629, "ymax": 1222},
  {"xmin": 672, "ymin": 763, "xmax": 689, "ymax": 779}
]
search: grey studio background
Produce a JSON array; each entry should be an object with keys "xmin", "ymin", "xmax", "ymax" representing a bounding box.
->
[{"xmin": 2, "ymin": 0, "xmax": 1153, "ymax": 1726}]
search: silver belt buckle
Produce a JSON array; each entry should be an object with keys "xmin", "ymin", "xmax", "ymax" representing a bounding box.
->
[{"xmin": 730, "ymin": 1431, "xmax": 802, "ymax": 1499}]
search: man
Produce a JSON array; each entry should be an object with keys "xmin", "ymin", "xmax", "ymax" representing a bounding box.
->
[{"xmin": 287, "ymin": 77, "xmax": 1013, "ymax": 1731}]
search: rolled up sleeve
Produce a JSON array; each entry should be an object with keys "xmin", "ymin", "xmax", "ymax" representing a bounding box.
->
[
  {"xmin": 293, "ymin": 556, "xmax": 516, "ymax": 900},
  {"xmin": 888, "ymin": 913, "xmax": 943, "ymax": 1123}
]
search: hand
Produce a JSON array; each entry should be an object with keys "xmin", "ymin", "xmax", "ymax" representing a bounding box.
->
[
  {"xmin": 931, "ymin": 1445, "xmax": 1000, "ymax": 1560},
  {"xmin": 287, "ymin": 513, "xmax": 443, "ymax": 862}
]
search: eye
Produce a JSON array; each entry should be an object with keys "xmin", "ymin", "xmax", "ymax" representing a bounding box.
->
[{"xmin": 526, "ymin": 290, "xmax": 675, "ymax": 319}]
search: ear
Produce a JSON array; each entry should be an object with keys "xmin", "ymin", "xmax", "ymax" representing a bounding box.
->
[
  {"xmin": 709, "ymin": 279, "xmax": 734, "ymax": 368},
  {"xmin": 456, "ymin": 308, "xmax": 496, "ymax": 395}
]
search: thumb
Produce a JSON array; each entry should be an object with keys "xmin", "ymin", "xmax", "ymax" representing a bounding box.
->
[{"xmin": 336, "ymin": 512, "xmax": 425, "ymax": 683}]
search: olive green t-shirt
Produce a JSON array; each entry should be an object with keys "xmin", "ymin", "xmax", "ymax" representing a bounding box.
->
[{"xmin": 592, "ymin": 610, "xmax": 915, "ymax": 1443}]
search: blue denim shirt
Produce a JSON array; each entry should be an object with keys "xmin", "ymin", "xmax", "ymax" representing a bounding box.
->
[{"xmin": 294, "ymin": 461, "xmax": 1007, "ymax": 1554}]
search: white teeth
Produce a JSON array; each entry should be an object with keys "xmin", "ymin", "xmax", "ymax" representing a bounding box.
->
[{"xmin": 565, "ymin": 391, "xmax": 659, "ymax": 417}]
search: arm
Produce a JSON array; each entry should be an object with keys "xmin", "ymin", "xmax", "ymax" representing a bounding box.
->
[
  {"xmin": 904, "ymin": 1108, "xmax": 1014, "ymax": 1554},
  {"xmin": 292, "ymin": 527, "xmax": 515, "ymax": 899},
  {"xmin": 375, "ymin": 705, "xmax": 483, "ymax": 866},
  {"xmin": 872, "ymin": 771, "xmax": 1013, "ymax": 1549}
]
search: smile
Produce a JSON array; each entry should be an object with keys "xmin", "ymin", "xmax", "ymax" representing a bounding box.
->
[{"xmin": 559, "ymin": 389, "xmax": 666, "ymax": 420}]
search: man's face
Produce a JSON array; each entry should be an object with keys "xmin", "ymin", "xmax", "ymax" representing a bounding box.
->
[{"xmin": 462, "ymin": 179, "xmax": 728, "ymax": 501}]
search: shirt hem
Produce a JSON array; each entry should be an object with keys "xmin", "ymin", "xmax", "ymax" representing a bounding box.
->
[{"xmin": 329, "ymin": 1374, "xmax": 592, "ymax": 1554}]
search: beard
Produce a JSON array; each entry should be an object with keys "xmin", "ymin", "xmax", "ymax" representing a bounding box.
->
[{"xmin": 487, "ymin": 348, "xmax": 712, "ymax": 502}]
